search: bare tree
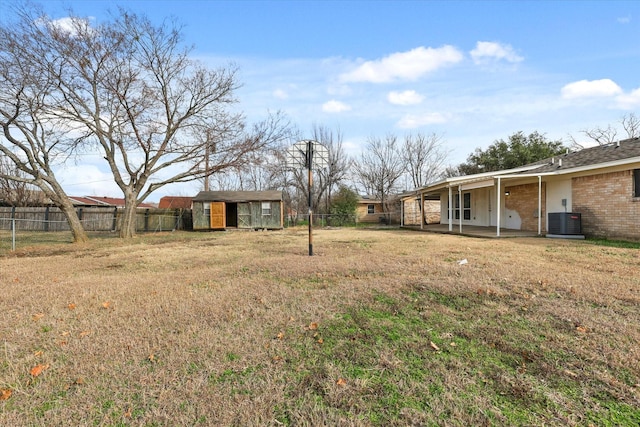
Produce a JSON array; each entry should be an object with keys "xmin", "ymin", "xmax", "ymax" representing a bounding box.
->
[
  {"xmin": 621, "ymin": 113, "xmax": 640, "ymax": 139},
  {"xmin": 2, "ymin": 6, "xmax": 288, "ymax": 238},
  {"xmin": 0, "ymin": 9, "xmax": 89, "ymax": 241},
  {"xmin": 0, "ymin": 156, "xmax": 47, "ymax": 206},
  {"xmin": 401, "ymin": 132, "xmax": 448, "ymax": 188},
  {"xmin": 570, "ymin": 113, "xmax": 639, "ymax": 148},
  {"xmin": 352, "ymin": 135, "xmax": 404, "ymax": 215}
]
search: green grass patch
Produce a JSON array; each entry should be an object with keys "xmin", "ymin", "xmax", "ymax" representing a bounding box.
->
[{"xmin": 274, "ymin": 289, "xmax": 639, "ymax": 426}]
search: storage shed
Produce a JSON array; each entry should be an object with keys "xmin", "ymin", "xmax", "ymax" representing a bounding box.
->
[{"xmin": 191, "ymin": 191, "xmax": 284, "ymax": 230}]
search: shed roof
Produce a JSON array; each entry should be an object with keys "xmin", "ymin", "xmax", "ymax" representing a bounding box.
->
[{"xmin": 192, "ymin": 190, "xmax": 283, "ymax": 203}]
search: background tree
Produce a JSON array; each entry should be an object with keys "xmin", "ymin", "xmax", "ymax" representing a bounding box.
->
[
  {"xmin": 352, "ymin": 135, "xmax": 404, "ymax": 216},
  {"xmin": 0, "ymin": 8, "xmax": 89, "ymax": 242},
  {"xmin": 450, "ymin": 131, "xmax": 566, "ymax": 176},
  {"xmin": 3, "ymin": 6, "xmax": 288, "ymax": 239},
  {"xmin": 284, "ymin": 125, "xmax": 350, "ymax": 221},
  {"xmin": 0, "ymin": 156, "xmax": 47, "ymax": 207},
  {"xmin": 329, "ymin": 185, "xmax": 359, "ymax": 226},
  {"xmin": 569, "ymin": 113, "xmax": 640, "ymax": 148},
  {"xmin": 401, "ymin": 132, "xmax": 448, "ymax": 188}
]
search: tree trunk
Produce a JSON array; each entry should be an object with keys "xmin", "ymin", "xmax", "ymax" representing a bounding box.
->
[
  {"xmin": 119, "ymin": 192, "xmax": 138, "ymax": 239},
  {"xmin": 58, "ymin": 197, "xmax": 89, "ymax": 244}
]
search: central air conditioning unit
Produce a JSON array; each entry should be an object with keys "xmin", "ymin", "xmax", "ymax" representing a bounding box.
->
[{"xmin": 548, "ymin": 212, "xmax": 582, "ymax": 235}]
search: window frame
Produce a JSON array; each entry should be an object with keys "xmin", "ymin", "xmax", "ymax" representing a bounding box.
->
[
  {"xmin": 634, "ymin": 169, "xmax": 640, "ymax": 198},
  {"xmin": 367, "ymin": 204, "xmax": 375, "ymax": 214}
]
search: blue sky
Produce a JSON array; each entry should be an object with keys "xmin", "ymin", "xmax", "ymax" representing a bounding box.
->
[{"xmin": 4, "ymin": 0, "xmax": 640, "ymax": 200}]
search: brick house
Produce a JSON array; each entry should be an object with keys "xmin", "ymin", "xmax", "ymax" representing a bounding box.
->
[{"xmin": 401, "ymin": 137, "xmax": 640, "ymax": 240}]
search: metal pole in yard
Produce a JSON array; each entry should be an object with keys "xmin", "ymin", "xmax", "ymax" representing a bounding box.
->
[
  {"xmin": 307, "ymin": 139, "xmax": 313, "ymax": 256},
  {"xmin": 11, "ymin": 217, "xmax": 16, "ymax": 252}
]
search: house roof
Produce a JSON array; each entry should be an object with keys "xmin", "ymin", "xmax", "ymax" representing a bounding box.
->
[
  {"xmin": 192, "ymin": 190, "xmax": 283, "ymax": 203},
  {"xmin": 406, "ymin": 137, "xmax": 640, "ymax": 198},
  {"xmin": 69, "ymin": 196, "xmax": 156, "ymax": 208},
  {"xmin": 158, "ymin": 196, "xmax": 193, "ymax": 209},
  {"xmin": 509, "ymin": 137, "xmax": 640, "ymax": 175}
]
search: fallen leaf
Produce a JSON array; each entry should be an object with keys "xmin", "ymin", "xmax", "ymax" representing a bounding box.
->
[
  {"xmin": 73, "ymin": 378, "xmax": 85, "ymax": 385},
  {"xmin": 336, "ymin": 378, "xmax": 347, "ymax": 386},
  {"xmin": 79, "ymin": 330, "xmax": 92, "ymax": 337},
  {"xmin": 124, "ymin": 407, "xmax": 132, "ymax": 418},
  {"xmin": 68, "ymin": 303, "xmax": 76, "ymax": 310},
  {"xmin": 147, "ymin": 353, "xmax": 155, "ymax": 363},
  {"xmin": 449, "ymin": 342, "xmax": 457, "ymax": 347},
  {"xmin": 32, "ymin": 313, "xmax": 44, "ymax": 321},
  {"xmin": 576, "ymin": 326, "xmax": 588, "ymax": 333},
  {"xmin": 317, "ymin": 338, "xmax": 324, "ymax": 344},
  {"xmin": 276, "ymin": 332, "xmax": 285, "ymax": 340},
  {"xmin": 30, "ymin": 363, "xmax": 49, "ymax": 377},
  {"xmin": 429, "ymin": 341, "xmax": 440, "ymax": 351},
  {"xmin": 102, "ymin": 301, "xmax": 111, "ymax": 309},
  {"xmin": 0, "ymin": 389, "xmax": 12, "ymax": 400},
  {"xmin": 308, "ymin": 322, "xmax": 319, "ymax": 330},
  {"xmin": 33, "ymin": 350, "xmax": 43, "ymax": 357}
]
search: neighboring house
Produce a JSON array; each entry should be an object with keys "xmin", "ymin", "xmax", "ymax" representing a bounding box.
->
[
  {"xmin": 402, "ymin": 137, "xmax": 640, "ymax": 240},
  {"xmin": 158, "ymin": 196, "xmax": 193, "ymax": 209},
  {"xmin": 356, "ymin": 196, "xmax": 402, "ymax": 224},
  {"xmin": 191, "ymin": 191, "xmax": 284, "ymax": 230},
  {"xmin": 69, "ymin": 196, "xmax": 156, "ymax": 208}
]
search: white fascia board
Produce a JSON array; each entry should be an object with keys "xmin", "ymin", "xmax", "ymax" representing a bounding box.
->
[{"xmin": 497, "ymin": 156, "xmax": 640, "ymax": 179}]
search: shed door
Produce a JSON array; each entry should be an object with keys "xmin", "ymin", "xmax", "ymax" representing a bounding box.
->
[
  {"xmin": 210, "ymin": 202, "xmax": 226, "ymax": 229},
  {"xmin": 238, "ymin": 203, "xmax": 251, "ymax": 228}
]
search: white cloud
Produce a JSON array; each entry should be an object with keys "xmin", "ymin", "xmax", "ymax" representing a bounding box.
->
[
  {"xmin": 616, "ymin": 87, "xmax": 640, "ymax": 109},
  {"xmin": 41, "ymin": 16, "xmax": 95, "ymax": 37},
  {"xmin": 397, "ymin": 112, "xmax": 448, "ymax": 129},
  {"xmin": 388, "ymin": 90, "xmax": 424, "ymax": 105},
  {"xmin": 340, "ymin": 45, "xmax": 463, "ymax": 83},
  {"xmin": 273, "ymin": 88, "xmax": 288, "ymax": 99},
  {"xmin": 322, "ymin": 100, "xmax": 351, "ymax": 113},
  {"xmin": 561, "ymin": 79, "xmax": 623, "ymax": 99},
  {"xmin": 618, "ymin": 15, "xmax": 631, "ymax": 24},
  {"xmin": 470, "ymin": 41, "xmax": 523, "ymax": 65}
]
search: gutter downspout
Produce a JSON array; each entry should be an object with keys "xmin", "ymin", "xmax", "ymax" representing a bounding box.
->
[
  {"xmin": 448, "ymin": 186, "xmax": 453, "ymax": 231},
  {"xmin": 401, "ymin": 197, "xmax": 404, "ymax": 227},
  {"xmin": 496, "ymin": 177, "xmax": 501, "ymax": 237},
  {"xmin": 538, "ymin": 175, "xmax": 542, "ymax": 235}
]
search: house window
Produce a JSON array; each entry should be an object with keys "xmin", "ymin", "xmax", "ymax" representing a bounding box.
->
[
  {"xmin": 204, "ymin": 203, "xmax": 211, "ymax": 218},
  {"xmin": 448, "ymin": 193, "xmax": 471, "ymax": 220},
  {"xmin": 261, "ymin": 202, "xmax": 272, "ymax": 216},
  {"xmin": 367, "ymin": 204, "xmax": 375, "ymax": 214},
  {"xmin": 634, "ymin": 169, "xmax": 640, "ymax": 197}
]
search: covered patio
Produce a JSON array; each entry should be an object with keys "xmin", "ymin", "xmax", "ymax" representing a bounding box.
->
[{"xmin": 402, "ymin": 223, "xmax": 542, "ymax": 238}]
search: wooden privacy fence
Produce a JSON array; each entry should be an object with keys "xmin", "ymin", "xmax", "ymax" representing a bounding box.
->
[{"xmin": 0, "ymin": 207, "xmax": 192, "ymax": 232}]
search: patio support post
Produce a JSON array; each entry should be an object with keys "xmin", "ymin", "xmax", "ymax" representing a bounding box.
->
[
  {"xmin": 448, "ymin": 186, "xmax": 453, "ymax": 231},
  {"xmin": 496, "ymin": 177, "xmax": 501, "ymax": 237},
  {"xmin": 538, "ymin": 175, "xmax": 542, "ymax": 235},
  {"xmin": 420, "ymin": 191, "xmax": 424, "ymax": 229},
  {"xmin": 458, "ymin": 186, "xmax": 462, "ymax": 234}
]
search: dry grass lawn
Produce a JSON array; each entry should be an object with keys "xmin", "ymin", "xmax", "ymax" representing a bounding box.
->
[{"xmin": 1, "ymin": 228, "xmax": 639, "ymax": 426}]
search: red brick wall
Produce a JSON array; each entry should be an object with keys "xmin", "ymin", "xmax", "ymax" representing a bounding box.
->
[
  {"xmin": 572, "ymin": 170, "xmax": 640, "ymax": 240},
  {"xmin": 504, "ymin": 183, "xmax": 546, "ymax": 232}
]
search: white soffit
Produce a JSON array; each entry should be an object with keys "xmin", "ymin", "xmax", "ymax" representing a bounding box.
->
[{"xmin": 459, "ymin": 179, "xmax": 495, "ymax": 191}]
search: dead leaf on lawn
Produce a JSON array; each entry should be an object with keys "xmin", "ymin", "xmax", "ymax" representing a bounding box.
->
[
  {"xmin": 101, "ymin": 301, "xmax": 111, "ymax": 309},
  {"xmin": 30, "ymin": 363, "xmax": 49, "ymax": 377},
  {"xmin": 276, "ymin": 332, "xmax": 285, "ymax": 340},
  {"xmin": 68, "ymin": 303, "xmax": 76, "ymax": 310},
  {"xmin": 429, "ymin": 341, "xmax": 440, "ymax": 351},
  {"xmin": 308, "ymin": 322, "xmax": 319, "ymax": 330},
  {"xmin": 32, "ymin": 313, "xmax": 44, "ymax": 321},
  {"xmin": 0, "ymin": 389, "xmax": 12, "ymax": 400},
  {"xmin": 317, "ymin": 337, "xmax": 324, "ymax": 344},
  {"xmin": 336, "ymin": 378, "xmax": 347, "ymax": 386},
  {"xmin": 576, "ymin": 326, "xmax": 588, "ymax": 333},
  {"xmin": 78, "ymin": 330, "xmax": 92, "ymax": 337}
]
